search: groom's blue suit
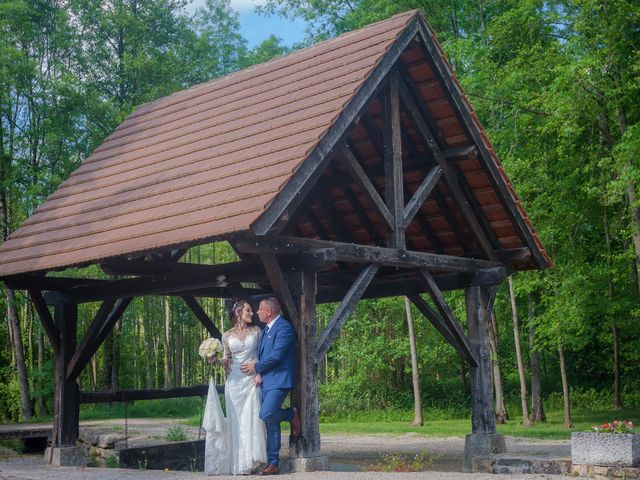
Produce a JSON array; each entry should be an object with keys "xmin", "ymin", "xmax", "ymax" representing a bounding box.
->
[{"xmin": 255, "ymin": 316, "xmax": 296, "ymax": 467}]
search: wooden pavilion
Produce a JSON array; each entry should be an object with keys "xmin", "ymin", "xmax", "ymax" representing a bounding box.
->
[{"xmin": 0, "ymin": 10, "xmax": 550, "ymax": 470}]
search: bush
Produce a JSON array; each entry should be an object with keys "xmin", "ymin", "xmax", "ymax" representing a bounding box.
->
[{"xmin": 166, "ymin": 424, "xmax": 188, "ymax": 442}]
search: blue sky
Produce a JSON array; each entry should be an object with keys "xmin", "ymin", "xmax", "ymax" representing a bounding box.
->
[{"xmin": 187, "ymin": 0, "xmax": 308, "ymax": 47}]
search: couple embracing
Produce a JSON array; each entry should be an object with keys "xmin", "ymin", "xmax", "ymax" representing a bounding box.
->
[{"xmin": 203, "ymin": 297, "xmax": 301, "ymax": 476}]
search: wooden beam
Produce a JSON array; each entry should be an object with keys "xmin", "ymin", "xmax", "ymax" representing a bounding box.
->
[
  {"xmin": 65, "ymin": 298, "xmax": 131, "ymax": 381},
  {"xmin": 384, "ymin": 69, "xmax": 404, "ymax": 249},
  {"xmin": 316, "ymin": 264, "xmax": 379, "ymax": 363},
  {"xmin": 494, "ymin": 248, "xmax": 531, "ymax": 263},
  {"xmin": 181, "ymin": 295, "xmax": 222, "ymax": 340},
  {"xmin": 341, "ymin": 144, "xmax": 393, "ymax": 228},
  {"xmin": 9, "ymin": 275, "xmax": 108, "ymax": 291},
  {"xmin": 416, "ymin": 268, "xmax": 477, "ymax": 366},
  {"xmin": 414, "ymin": 22, "xmax": 549, "ymax": 269},
  {"xmin": 403, "ymin": 166, "xmax": 442, "ymax": 227},
  {"xmin": 408, "ymin": 294, "xmax": 460, "ymax": 351},
  {"xmin": 66, "ymin": 299, "xmax": 116, "ymax": 382},
  {"xmin": 470, "ymin": 267, "xmax": 510, "ymax": 286},
  {"xmin": 234, "ymin": 234, "xmax": 502, "ymax": 273},
  {"xmin": 80, "ymin": 384, "xmax": 223, "ymax": 403},
  {"xmin": 251, "ymin": 16, "xmax": 421, "ymax": 236},
  {"xmin": 27, "ymin": 290, "xmax": 60, "ymax": 354},
  {"xmin": 259, "ymin": 253, "xmax": 299, "ymax": 324},
  {"xmin": 465, "ymin": 285, "xmax": 496, "ymax": 433},
  {"xmin": 55, "ymin": 303, "xmax": 79, "ymax": 446},
  {"xmin": 102, "ymin": 251, "xmax": 336, "ymax": 279},
  {"xmin": 397, "ymin": 74, "xmax": 497, "ymax": 260},
  {"xmin": 290, "ymin": 271, "xmax": 321, "ymax": 458}
]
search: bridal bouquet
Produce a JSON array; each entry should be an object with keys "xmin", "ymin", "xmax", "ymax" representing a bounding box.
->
[{"xmin": 199, "ymin": 338, "xmax": 223, "ymax": 360}]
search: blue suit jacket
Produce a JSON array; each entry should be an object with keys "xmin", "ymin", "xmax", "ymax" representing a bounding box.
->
[{"xmin": 255, "ymin": 317, "xmax": 296, "ymax": 391}]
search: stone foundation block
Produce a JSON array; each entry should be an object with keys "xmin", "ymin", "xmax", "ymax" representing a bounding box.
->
[
  {"xmin": 572, "ymin": 432, "xmax": 640, "ymax": 467},
  {"xmin": 287, "ymin": 455, "xmax": 329, "ymax": 472},
  {"xmin": 463, "ymin": 433, "xmax": 506, "ymax": 472},
  {"xmin": 44, "ymin": 446, "xmax": 86, "ymax": 466}
]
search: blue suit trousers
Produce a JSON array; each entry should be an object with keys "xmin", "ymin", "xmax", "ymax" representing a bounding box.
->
[{"xmin": 259, "ymin": 388, "xmax": 292, "ymax": 466}]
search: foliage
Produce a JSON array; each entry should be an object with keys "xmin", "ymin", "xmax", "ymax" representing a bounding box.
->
[
  {"xmin": 165, "ymin": 424, "xmax": 188, "ymax": 441},
  {"xmin": 591, "ymin": 419, "xmax": 635, "ymax": 434},
  {"xmin": 367, "ymin": 451, "xmax": 439, "ymax": 472}
]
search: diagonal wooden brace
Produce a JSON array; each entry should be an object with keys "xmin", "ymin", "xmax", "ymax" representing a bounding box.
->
[{"xmin": 316, "ymin": 264, "xmax": 379, "ymax": 363}]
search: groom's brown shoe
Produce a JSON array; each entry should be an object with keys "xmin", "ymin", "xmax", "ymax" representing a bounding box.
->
[
  {"xmin": 260, "ymin": 464, "xmax": 280, "ymax": 475},
  {"xmin": 290, "ymin": 406, "xmax": 301, "ymax": 438}
]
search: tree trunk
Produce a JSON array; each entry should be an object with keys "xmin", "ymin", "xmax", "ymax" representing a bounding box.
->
[
  {"xmin": 143, "ymin": 298, "xmax": 154, "ymax": 389},
  {"xmin": 489, "ymin": 311, "xmax": 507, "ymax": 423},
  {"xmin": 163, "ymin": 296, "xmax": 172, "ymax": 388},
  {"xmin": 604, "ymin": 207, "xmax": 624, "ymax": 409},
  {"xmin": 7, "ymin": 289, "xmax": 32, "ymax": 420},
  {"xmin": 616, "ymin": 106, "xmax": 640, "ymax": 296},
  {"xmin": 404, "ymin": 297, "xmax": 423, "ymax": 426},
  {"xmin": 174, "ymin": 320, "xmax": 182, "ymax": 387},
  {"xmin": 111, "ymin": 320, "xmax": 120, "ymax": 390},
  {"xmin": 528, "ymin": 295, "xmax": 545, "ymax": 422},
  {"xmin": 558, "ymin": 341, "xmax": 573, "ymax": 428},
  {"xmin": 508, "ymin": 276, "xmax": 531, "ymax": 426},
  {"xmin": 103, "ymin": 331, "xmax": 113, "ymax": 389}
]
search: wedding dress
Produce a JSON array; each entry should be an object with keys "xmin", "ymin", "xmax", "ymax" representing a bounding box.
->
[{"xmin": 203, "ymin": 328, "xmax": 267, "ymax": 475}]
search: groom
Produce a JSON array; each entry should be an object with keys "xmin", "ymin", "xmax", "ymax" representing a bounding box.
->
[{"xmin": 241, "ymin": 297, "xmax": 301, "ymax": 476}]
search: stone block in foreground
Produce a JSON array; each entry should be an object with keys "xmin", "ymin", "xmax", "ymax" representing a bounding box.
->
[
  {"xmin": 463, "ymin": 433, "xmax": 506, "ymax": 472},
  {"xmin": 44, "ymin": 446, "xmax": 86, "ymax": 466},
  {"xmin": 572, "ymin": 432, "xmax": 640, "ymax": 467}
]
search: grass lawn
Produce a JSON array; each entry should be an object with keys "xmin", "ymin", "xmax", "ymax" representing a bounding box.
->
[
  {"xmin": 318, "ymin": 407, "xmax": 640, "ymax": 439},
  {"xmin": 22, "ymin": 397, "xmax": 639, "ymax": 442}
]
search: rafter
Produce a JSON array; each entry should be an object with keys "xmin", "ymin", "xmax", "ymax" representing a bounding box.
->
[
  {"xmin": 341, "ymin": 144, "xmax": 393, "ymax": 229},
  {"xmin": 403, "ymin": 166, "xmax": 443, "ymax": 228}
]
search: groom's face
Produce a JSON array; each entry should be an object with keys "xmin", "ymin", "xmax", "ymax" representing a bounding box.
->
[{"xmin": 257, "ymin": 301, "xmax": 272, "ymax": 324}]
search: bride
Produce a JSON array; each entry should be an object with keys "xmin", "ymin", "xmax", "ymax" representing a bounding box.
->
[{"xmin": 203, "ymin": 299, "xmax": 267, "ymax": 475}]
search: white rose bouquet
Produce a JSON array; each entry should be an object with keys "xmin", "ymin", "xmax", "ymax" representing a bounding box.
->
[{"xmin": 199, "ymin": 337, "xmax": 223, "ymax": 360}]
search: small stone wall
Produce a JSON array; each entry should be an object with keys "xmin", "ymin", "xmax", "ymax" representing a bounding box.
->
[{"xmin": 572, "ymin": 464, "xmax": 640, "ymax": 479}]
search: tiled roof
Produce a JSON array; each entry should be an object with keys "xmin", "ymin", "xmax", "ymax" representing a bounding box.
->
[
  {"xmin": 0, "ymin": 10, "xmax": 418, "ymax": 277},
  {"xmin": 0, "ymin": 9, "xmax": 551, "ymax": 278}
]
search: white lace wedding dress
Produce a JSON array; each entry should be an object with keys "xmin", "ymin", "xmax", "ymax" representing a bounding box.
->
[{"xmin": 202, "ymin": 328, "xmax": 267, "ymax": 475}]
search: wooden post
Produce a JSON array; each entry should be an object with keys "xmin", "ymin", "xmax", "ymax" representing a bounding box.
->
[
  {"xmin": 54, "ymin": 302, "xmax": 80, "ymax": 447},
  {"xmin": 289, "ymin": 271, "xmax": 327, "ymax": 471},
  {"xmin": 465, "ymin": 286, "xmax": 495, "ymax": 433},
  {"xmin": 463, "ymin": 285, "xmax": 504, "ymax": 471}
]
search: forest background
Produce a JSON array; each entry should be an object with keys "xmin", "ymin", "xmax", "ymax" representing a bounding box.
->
[{"xmin": 0, "ymin": 0, "xmax": 639, "ymax": 431}]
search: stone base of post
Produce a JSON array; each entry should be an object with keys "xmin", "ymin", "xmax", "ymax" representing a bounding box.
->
[
  {"xmin": 44, "ymin": 446, "xmax": 86, "ymax": 466},
  {"xmin": 463, "ymin": 433, "xmax": 506, "ymax": 472},
  {"xmin": 287, "ymin": 455, "xmax": 329, "ymax": 472}
]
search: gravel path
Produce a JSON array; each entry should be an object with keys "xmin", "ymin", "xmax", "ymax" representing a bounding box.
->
[{"xmin": 0, "ymin": 419, "xmax": 573, "ymax": 479}]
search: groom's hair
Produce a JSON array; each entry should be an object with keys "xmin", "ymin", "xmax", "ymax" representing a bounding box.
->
[{"xmin": 262, "ymin": 296, "xmax": 281, "ymax": 315}]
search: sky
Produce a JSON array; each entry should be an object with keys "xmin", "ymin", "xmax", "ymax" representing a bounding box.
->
[{"xmin": 186, "ymin": 0, "xmax": 308, "ymax": 48}]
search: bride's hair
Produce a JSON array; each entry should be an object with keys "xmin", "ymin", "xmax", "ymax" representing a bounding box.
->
[{"xmin": 228, "ymin": 298, "xmax": 248, "ymax": 326}]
